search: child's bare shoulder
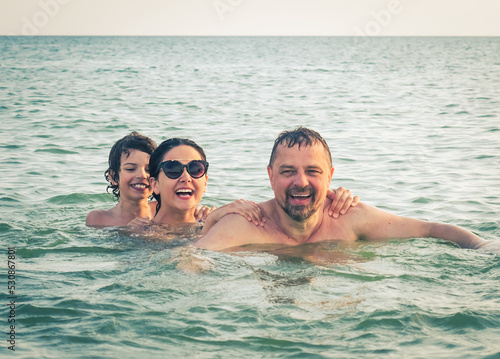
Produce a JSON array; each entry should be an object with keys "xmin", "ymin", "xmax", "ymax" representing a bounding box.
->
[{"xmin": 86, "ymin": 209, "xmax": 118, "ymax": 227}]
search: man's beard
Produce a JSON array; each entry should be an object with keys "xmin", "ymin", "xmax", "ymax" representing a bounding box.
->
[{"xmin": 277, "ymin": 185, "xmax": 318, "ymax": 222}]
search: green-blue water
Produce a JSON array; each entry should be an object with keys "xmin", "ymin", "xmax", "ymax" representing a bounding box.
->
[{"xmin": 1, "ymin": 36, "xmax": 499, "ymax": 358}]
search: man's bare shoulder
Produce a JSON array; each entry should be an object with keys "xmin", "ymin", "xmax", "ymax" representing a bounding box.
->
[
  {"xmin": 322, "ymin": 201, "xmax": 374, "ymax": 221},
  {"xmin": 196, "ymin": 212, "xmax": 269, "ymax": 250},
  {"xmin": 317, "ymin": 201, "xmax": 383, "ymax": 241},
  {"xmin": 341, "ymin": 202, "xmax": 410, "ymax": 223}
]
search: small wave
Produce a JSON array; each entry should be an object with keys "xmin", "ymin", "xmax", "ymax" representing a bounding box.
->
[
  {"xmin": 30, "ymin": 99, "xmax": 51, "ymax": 104},
  {"xmin": 17, "ymin": 246, "xmax": 123, "ymax": 259},
  {"xmin": 0, "ymin": 222, "xmax": 13, "ymax": 233},
  {"xmin": 0, "ymin": 196, "xmax": 20, "ymax": 203},
  {"xmin": 47, "ymin": 193, "xmax": 105, "ymax": 205},
  {"xmin": 424, "ymin": 310, "xmax": 496, "ymax": 330},
  {"xmin": 475, "ymin": 155, "xmax": 496, "ymax": 160},
  {"xmin": 116, "ymin": 67, "xmax": 139, "ymax": 73},
  {"xmin": 0, "ymin": 144, "xmax": 24, "ymax": 149},
  {"xmin": 104, "ymin": 124, "xmax": 129, "ymax": 130},
  {"xmin": 337, "ymin": 157, "xmax": 356, "ymax": 162},
  {"xmin": 103, "ymin": 97, "xmax": 125, "ymax": 102},
  {"xmin": 477, "ymin": 114, "xmax": 496, "ymax": 118},
  {"xmin": 412, "ymin": 197, "xmax": 431, "ymax": 204},
  {"xmin": 35, "ymin": 148, "xmax": 79, "ymax": 154}
]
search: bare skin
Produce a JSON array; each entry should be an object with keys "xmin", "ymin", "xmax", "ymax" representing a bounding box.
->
[
  {"xmin": 195, "ymin": 143, "xmax": 491, "ymax": 252},
  {"xmin": 86, "ymin": 202, "xmax": 157, "ymax": 228},
  {"xmin": 86, "ymin": 150, "xmax": 154, "ymax": 228},
  {"xmin": 200, "ymin": 189, "xmax": 360, "ymax": 234},
  {"xmin": 195, "ymin": 199, "xmax": 488, "ymax": 251}
]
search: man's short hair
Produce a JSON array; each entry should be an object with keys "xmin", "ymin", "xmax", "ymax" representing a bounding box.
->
[{"xmin": 269, "ymin": 127, "xmax": 332, "ymax": 167}]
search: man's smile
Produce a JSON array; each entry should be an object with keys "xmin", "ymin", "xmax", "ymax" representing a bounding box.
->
[{"xmin": 288, "ymin": 193, "xmax": 312, "ymax": 205}]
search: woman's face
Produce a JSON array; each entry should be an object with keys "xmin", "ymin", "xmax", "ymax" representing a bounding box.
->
[{"xmin": 152, "ymin": 145, "xmax": 208, "ymax": 214}]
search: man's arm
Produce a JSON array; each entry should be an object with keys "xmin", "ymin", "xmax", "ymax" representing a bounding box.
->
[
  {"xmin": 427, "ymin": 222, "xmax": 489, "ymax": 249},
  {"xmin": 353, "ymin": 203, "xmax": 489, "ymax": 249}
]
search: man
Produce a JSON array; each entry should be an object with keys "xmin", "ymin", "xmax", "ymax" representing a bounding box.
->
[{"xmin": 196, "ymin": 127, "xmax": 493, "ymax": 252}]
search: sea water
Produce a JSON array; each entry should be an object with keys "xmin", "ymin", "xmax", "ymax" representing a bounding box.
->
[{"xmin": 0, "ymin": 36, "xmax": 499, "ymax": 358}]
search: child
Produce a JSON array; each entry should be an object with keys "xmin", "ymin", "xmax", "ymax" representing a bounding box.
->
[{"xmin": 86, "ymin": 132, "xmax": 157, "ymax": 227}]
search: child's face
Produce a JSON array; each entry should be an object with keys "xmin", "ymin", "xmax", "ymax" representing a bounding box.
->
[{"xmin": 115, "ymin": 150, "xmax": 153, "ymax": 202}]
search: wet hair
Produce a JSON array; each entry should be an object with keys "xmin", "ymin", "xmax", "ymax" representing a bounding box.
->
[
  {"xmin": 268, "ymin": 127, "xmax": 332, "ymax": 167},
  {"xmin": 149, "ymin": 138, "xmax": 207, "ymax": 215},
  {"xmin": 105, "ymin": 131, "xmax": 157, "ymax": 200}
]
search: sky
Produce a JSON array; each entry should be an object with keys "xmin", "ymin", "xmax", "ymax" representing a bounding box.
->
[{"xmin": 1, "ymin": 0, "xmax": 499, "ymax": 36}]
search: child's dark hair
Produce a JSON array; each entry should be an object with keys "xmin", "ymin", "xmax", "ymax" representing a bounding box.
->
[{"xmin": 105, "ymin": 132, "xmax": 157, "ymax": 200}]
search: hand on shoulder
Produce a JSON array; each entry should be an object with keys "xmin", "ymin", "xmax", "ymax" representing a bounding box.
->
[
  {"xmin": 127, "ymin": 217, "xmax": 153, "ymax": 228},
  {"xmin": 194, "ymin": 204, "xmax": 216, "ymax": 222},
  {"xmin": 326, "ymin": 187, "xmax": 360, "ymax": 218}
]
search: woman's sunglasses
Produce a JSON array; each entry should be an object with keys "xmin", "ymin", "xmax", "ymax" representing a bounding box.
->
[{"xmin": 159, "ymin": 160, "xmax": 209, "ymax": 180}]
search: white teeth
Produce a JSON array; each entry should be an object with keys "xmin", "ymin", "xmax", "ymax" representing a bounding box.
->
[
  {"xmin": 176, "ymin": 189, "xmax": 193, "ymax": 194},
  {"xmin": 132, "ymin": 184, "xmax": 146, "ymax": 188}
]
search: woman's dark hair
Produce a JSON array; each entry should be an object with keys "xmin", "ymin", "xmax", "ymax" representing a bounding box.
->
[
  {"xmin": 149, "ymin": 138, "xmax": 207, "ymax": 215},
  {"xmin": 105, "ymin": 131, "xmax": 157, "ymax": 200}
]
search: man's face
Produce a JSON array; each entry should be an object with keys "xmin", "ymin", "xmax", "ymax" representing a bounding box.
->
[{"xmin": 268, "ymin": 143, "xmax": 334, "ymax": 222}]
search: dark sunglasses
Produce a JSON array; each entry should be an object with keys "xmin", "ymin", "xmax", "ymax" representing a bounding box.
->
[{"xmin": 159, "ymin": 160, "xmax": 209, "ymax": 180}]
